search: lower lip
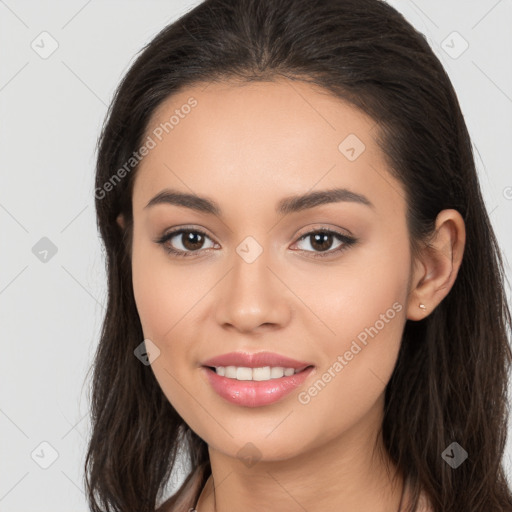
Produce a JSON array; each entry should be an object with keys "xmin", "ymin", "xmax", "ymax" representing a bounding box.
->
[{"xmin": 201, "ymin": 366, "xmax": 315, "ymax": 408}]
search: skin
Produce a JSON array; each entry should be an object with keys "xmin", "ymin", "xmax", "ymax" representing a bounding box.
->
[{"xmin": 117, "ymin": 78, "xmax": 465, "ymax": 512}]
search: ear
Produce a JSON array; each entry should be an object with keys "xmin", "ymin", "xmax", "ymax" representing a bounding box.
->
[
  {"xmin": 406, "ymin": 209, "xmax": 466, "ymax": 321},
  {"xmin": 116, "ymin": 213, "xmax": 126, "ymax": 230}
]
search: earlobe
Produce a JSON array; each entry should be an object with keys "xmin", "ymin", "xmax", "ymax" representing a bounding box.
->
[{"xmin": 406, "ymin": 209, "xmax": 466, "ymax": 321}]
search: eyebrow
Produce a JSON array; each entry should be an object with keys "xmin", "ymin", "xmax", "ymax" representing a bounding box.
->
[{"xmin": 144, "ymin": 187, "xmax": 374, "ymax": 215}]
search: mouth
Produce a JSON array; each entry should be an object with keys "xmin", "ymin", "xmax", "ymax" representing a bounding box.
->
[
  {"xmin": 200, "ymin": 364, "xmax": 316, "ymax": 408},
  {"xmin": 203, "ymin": 364, "xmax": 314, "ymax": 381}
]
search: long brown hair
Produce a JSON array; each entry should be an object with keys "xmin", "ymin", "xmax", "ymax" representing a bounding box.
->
[{"xmin": 84, "ymin": 0, "xmax": 512, "ymax": 510}]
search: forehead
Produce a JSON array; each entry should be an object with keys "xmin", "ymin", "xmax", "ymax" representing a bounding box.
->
[{"xmin": 132, "ymin": 78, "xmax": 406, "ymax": 220}]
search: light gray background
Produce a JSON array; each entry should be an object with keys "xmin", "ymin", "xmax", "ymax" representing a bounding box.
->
[{"xmin": 1, "ymin": 1, "xmax": 511, "ymax": 510}]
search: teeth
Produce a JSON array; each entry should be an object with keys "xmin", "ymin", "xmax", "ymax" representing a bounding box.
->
[
  {"xmin": 237, "ymin": 367, "xmax": 252, "ymax": 380},
  {"xmin": 214, "ymin": 365, "xmax": 301, "ymax": 381}
]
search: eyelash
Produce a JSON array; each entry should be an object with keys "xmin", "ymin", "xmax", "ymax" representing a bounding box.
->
[{"xmin": 154, "ymin": 226, "xmax": 358, "ymax": 259}]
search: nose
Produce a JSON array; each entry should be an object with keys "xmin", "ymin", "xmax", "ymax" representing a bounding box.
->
[{"xmin": 214, "ymin": 248, "xmax": 292, "ymax": 334}]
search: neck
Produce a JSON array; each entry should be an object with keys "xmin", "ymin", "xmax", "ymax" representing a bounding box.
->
[{"xmin": 195, "ymin": 396, "xmax": 405, "ymax": 512}]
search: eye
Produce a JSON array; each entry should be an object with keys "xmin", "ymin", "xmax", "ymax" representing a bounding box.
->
[
  {"xmin": 155, "ymin": 228, "xmax": 217, "ymax": 257},
  {"xmin": 292, "ymin": 229, "xmax": 357, "ymax": 259}
]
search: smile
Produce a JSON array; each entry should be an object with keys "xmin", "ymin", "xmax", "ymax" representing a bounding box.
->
[
  {"xmin": 201, "ymin": 365, "xmax": 315, "ymax": 407},
  {"xmin": 210, "ymin": 365, "xmax": 308, "ymax": 381}
]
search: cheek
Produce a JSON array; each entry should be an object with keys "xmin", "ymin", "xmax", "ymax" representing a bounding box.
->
[
  {"xmin": 131, "ymin": 229, "xmax": 194, "ymax": 340},
  {"xmin": 131, "ymin": 232, "xmax": 207, "ymax": 400},
  {"xmin": 131, "ymin": 239, "xmax": 197, "ymax": 414},
  {"xmin": 291, "ymin": 225, "xmax": 410, "ymax": 341},
  {"xmin": 295, "ymin": 302, "xmax": 405, "ymax": 448},
  {"xmin": 292, "ymin": 232, "xmax": 410, "ymax": 426},
  {"xmin": 131, "ymin": 240, "xmax": 166, "ymax": 339}
]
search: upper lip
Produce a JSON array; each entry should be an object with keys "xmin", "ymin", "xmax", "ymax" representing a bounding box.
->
[{"xmin": 202, "ymin": 351, "xmax": 313, "ymax": 370}]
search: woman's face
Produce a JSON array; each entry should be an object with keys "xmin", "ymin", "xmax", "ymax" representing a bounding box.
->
[{"xmin": 128, "ymin": 79, "xmax": 416, "ymax": 462}]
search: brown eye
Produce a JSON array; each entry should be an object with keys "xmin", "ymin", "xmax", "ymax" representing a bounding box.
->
[
  {"xmin": 306, "ymin": 232, "xmax": 336, "ymax": 252},
  {"xmin": 293, "ymin": 229, "xmax": 357, "ymax": 258},
  {"xmin": 180, "ymin": 231, "xmax": 207, "ymax": 251},
  {"xmin": 155, "ymin": 228, "xmax": 216, "ymax": 257}
]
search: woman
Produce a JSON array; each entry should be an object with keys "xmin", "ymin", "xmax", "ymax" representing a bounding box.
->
[{"xmin": 84, "ymin": 0, "xmax": 512, "ymax": 511}]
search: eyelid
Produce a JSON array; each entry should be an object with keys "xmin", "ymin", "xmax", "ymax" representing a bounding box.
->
[
  {"xmin": 293, "ymin": 223, "xmax": 354, "ymax": 240},
  {"xmin": 157, "ymin": 224, "xmax": 213, "ymax": 241}
]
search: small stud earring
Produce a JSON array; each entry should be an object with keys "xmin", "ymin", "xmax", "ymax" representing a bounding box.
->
[{"xmin": 419, "ymin": 303, "xmax": 426, "ymax": 311}]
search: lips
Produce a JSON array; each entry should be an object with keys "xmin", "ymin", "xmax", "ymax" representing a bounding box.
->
[
  {"xmin": 200, "ymin": 351, "xmax": 315, "ymax": 407},
  {"xmin": 201, "ymin": 351, "xmax": 313, "ymax": 370}
]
